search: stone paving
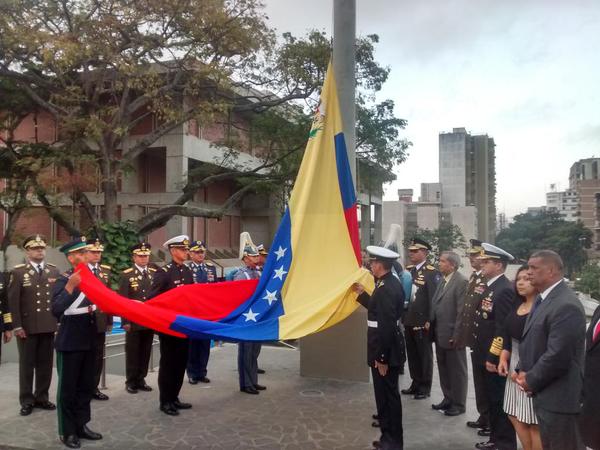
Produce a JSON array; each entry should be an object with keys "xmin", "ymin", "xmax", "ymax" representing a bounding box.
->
[{"xmin": 0, "ymin": 344, "xmax": 486, "ymax": 450}]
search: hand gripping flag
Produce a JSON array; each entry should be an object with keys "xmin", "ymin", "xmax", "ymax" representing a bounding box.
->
[{"xmin": 78, "ymin": 62, "xmax": 374, "ymax": 341}]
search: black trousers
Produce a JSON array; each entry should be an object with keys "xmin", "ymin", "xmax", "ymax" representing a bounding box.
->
[
  {"xmin": 471, "ymin": 352, "xmax": 490, "ymax": 425},
  {"xmin": 92, "ymin": 332, "xmax": 105, "ymax": 390},
  {"xmin": 537, "ymin": 407, "xmax": 584, "ymax": 450},
  {"xmin": 405, "ymin": 327, "xmax": 433, "ymax": 394},
  {"xmin": 158, "ymin": 334, "xmax": 189, "ymax": 404},
  {"xmin": 125, "ymin": 329, "xmax": 154, "ymax": 387},
  {"xmin": 56, "ymin": 349, "xmax": 96, "ymax": 438},
  {"xmin": 435, "ymin": 344, "xmax": 468, "ymax": 410},
  {"xmin": 238, "ymin": 342, "xmax": 261, "ymax": 389},
  {"xmin": 484, "ymin": 371, "xmax": 516, "ymax": 450},
  {"xmin": 16, "ymin": 333, "xmax": 54, "ymax": 406},
  {"xmin": 580, "ymin": 411, "xmax": 600, "ymax": 450},
  {"xmin": 187, "ymin": 339, "xmax": 211, "ymax": 380},
  {"xmin": 372, "ymin": 365, "xmax": 403, "ymax": 450}
]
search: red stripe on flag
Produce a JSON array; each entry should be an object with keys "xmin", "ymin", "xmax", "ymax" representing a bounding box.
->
[{"xmin": 344, "ymin": 204, "xmax": 362, "ymax": 266}]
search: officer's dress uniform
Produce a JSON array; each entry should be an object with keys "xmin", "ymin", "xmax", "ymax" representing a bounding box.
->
[
  {"xmin": 88, "ymin": 263, "xmax": 113, "ymax": 398},
  {"xmin": 52, "ymin": 269, "xmax": 98, "ymax": 442},
  {"xmin": 357, "ymin": 269, "xmax": 406, "ymax": 450},
  {"xmin": 118, "ymin": 264, "xmax": 156, "ymax": 391},
  {"xmin": 472, "ymin": 247, "xmax": 517, "ymax": 450},
  {"xmin": 235, "ymin": 266, "xmax": 262, "ymax": 391},
  {"xmin": 9, "ymin": 260, "xmax": 60, "ymax": 410},
  {"xmin": 187, "ymin": 260, "xmax": 217, "ymax": 383},
  {"xmin": 403, "ymin": 261, "xmax": 440, "ymax": 397},
  {"xmin": 149, "ymin": 260, "xmax": 194, "ymax": 413},
  {"xmin": 0, "ymin": 271, "xmax": 13, "ymax": 363}
]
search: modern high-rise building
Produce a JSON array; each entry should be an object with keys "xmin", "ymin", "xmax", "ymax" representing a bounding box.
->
[
  {"xmin": 439, "ymin": 128, "xmax": 497, "ymax": 242},
  {"xmin": 545, "ymin": 186, "xmax": 578, "ymax": 222},
  {"xmin": 568, "ymin": 158, "xmax": 600, "ymax": 251}
]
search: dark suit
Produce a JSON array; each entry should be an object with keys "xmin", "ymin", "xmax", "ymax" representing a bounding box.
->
[
  {"xmin": 473, "ymin": 274, "xmax": 516, "ymax": 450},
  {"xmin": 187, "ymin": 261, "xmax": 217, "ymax": 381},
  {"xmin": 88, "ymin": 264, "xmax": 113, "ymax": 392},
  {"xmin": 404, "ymin": 263, "xmax": 440, "ymax": 395},
  {"xmin": 0, "ymin": 271, "xmax": 13, "ymax": 363},
  {"xmin": 581, "ymin": 305, "xmax": 600, "ymax": 449},
  {"xmin": 8, "ymin": 262, "xmax": 60, "ymax": 407},
  {"xmin": 51, "ymin": 271, "xmax": 97, "ymax": 438},
  {"xmin": 519, "ymin": 281, "xmax": 585, "ymax": 450},
  {"xmin": 149, "ymin": 262, "xmax": 194, "ymax": 406},
  {"xmin": 118, "ymin": 265, "xmax": 156, "ymax": 389},
  {"xmin": 431, "ymin": 271, "xmax": 468, "ymax": 411},
  {"xmin": 358, "ymin": 271, "xmax": 405, "ymax": 450}
]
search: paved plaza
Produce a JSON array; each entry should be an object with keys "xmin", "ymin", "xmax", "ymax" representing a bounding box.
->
[{"xmin": 0, "ymin": 344, "xmax": 483, "ymax": 450}]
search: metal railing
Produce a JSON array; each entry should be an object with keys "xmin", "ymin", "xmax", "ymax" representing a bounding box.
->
[{"xmin": 99, "ymin": 336, "xmax": 160, "ymax": 390}]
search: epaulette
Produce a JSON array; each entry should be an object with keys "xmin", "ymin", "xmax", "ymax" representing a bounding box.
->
[
  {"xmin": 162, "ymin": 264, "xmax": 171, "ymax": 272},
  {"xmin": 61, "ymin": 272, "xmax": 70, "ymax": 277},
  {"xmin": 426, "ymin": 265, "xmax": 436, "ymax": 270},
  {"xmin": 489, "ymin": 337, "xmax": 503, "ymax": 356},
  {"xmin": 12, "ymin": 264, "xmax": 26, "ymax": 269},
  {"xmin": 100, "ymin": 264, "xmax": 112, "ymax": 270},
  {"xmin": 205, "ymin": 261, "xmax": 215, "ymax": 266},
  {"xmin": 406, "ymin": 265, "xmax": 415, "ymax": 269},
  {"xmin": 47, "ymin": 263, "xmax": 57, "ymax": 267},
  {"xmin": 123, "ymin": 268, "xmax": 134, "ymax": 274},
  {"xmin": 148, "ymin": 267, "xmax": 157, "ymax": 272}
]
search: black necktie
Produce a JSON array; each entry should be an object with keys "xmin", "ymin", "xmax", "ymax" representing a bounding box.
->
[
  {"xmin": 142, "ymin": 269, "xmax": 148, "ymax": 279},
  {"xmin": 529, "ymin": 294, "xmax": 543, "ymax": 320},
  {"xmin": 93, "ymin": 267, "xmax": 100, "ymax": 277},
  {"xmin": 37, "ymin": 264, "xmax": 43, "ymax": 275}
]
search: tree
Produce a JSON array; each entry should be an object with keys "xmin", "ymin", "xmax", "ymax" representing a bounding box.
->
[
  {"xmin": 496, "ymin": 211, "xmax": 592, "ymax": 275},
  {"xmin": 404, "ymin": 224, "xmax": 467, "ymax": 264},
  {"xmin": 574, "ymin": 263, "xmax": 600, "ymax": 300},
  {"xmin": 0, "ymin": 2, "xmax": 409, "ymax": 240}
]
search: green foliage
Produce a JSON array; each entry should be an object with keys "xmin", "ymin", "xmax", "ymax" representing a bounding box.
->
[
  {"xmin": 496, "ymin": 211, "xmax": 591, "ymax": 275},
  {"xmin": 575, "ymin": 263, "xmax": 600, "ymax": 300},
  {"xmin": 403, "ymin": 224, "xmax": 467, "ymax": 264},
  {"xmin": 89, "ymin": 222, "xmax": 140, "ymax": 288}
]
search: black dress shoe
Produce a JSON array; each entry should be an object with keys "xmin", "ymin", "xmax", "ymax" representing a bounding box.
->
[
  {"xmin": 188, "ymin": 378, "xmax": 198, "ymax": 385},
  {"xmin": 160, "ymin": 403, "xmax": 179, "ymax": 416},
  {"xmin": 199, "ymin": 376, "xmax": 210, "ymax": 383},
  {"xmin": 126, "ymin": 385, "xmax": 138, "ymax": 394},
  {"xmin": 371, "ymin": 420, "xmax": 380, "ymax": 428},
  {"xmin": 253, "ymin": 384, "xmax": 266, "ymax": 391},
  {"xmin": 432, "ymin": 400, "xmax": 451, "ymax": 410},
  {"xmin": 241, "ymin": 386, "xmax": 259, "ymax": 395},
  {"xmin": 444, "ymin": 407, "xmax": 466, "ymax": 416},
  {"xmin": 35, "ymin": 400, "xmax": 56, "ymax": 410},
  {"xmin": 414, "ymin": 392, "xmax": 430, "ymax": 400},
  {"xmin": 77, "ymin": 425, "xmax": 103, "ymax": 440},
  {"xmin": 401, "ymin": 386, "xmax": 417, "ymax": 395},
  {"xmin": 137, "ymin": 383, "xmax": 152, "ymax": 392},
  {"xmin": 62, "ymin": 435, "xmax": 81, "ymax": 448},
  {"xmin": 92, "ymin": 390, "xmax": 109, "ymax": 401},
  {"xmin": 257, "ymin": 368, "xmax": 266, "ymax": 374},
  {"xmin": 372, "ymin": 440, "xmax": 381, "ymax": 448},
  {"xmin": 477, "ymin": 427, "xmax": 492, "ymax": 436},
  {"xmin": 467, "ymin": 418, "xmax": 489, "ymax": 429},
  {"xmin": 475, "ymin": 441, "xmax": 497, "ymax": 450},
  {"xmin": 20, "ymin": 404, "xmax": 33, "ymax": 416},
  {"xmin": 372, "ymin": 413, "xmax": 379, "ymax": 420},
  {"xmin": 172, "ymin": 399, "xmax": 192, "ymax": 409}
]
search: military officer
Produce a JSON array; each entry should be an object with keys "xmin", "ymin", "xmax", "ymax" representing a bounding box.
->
[
  {"xmin": 236, "ymin": 232, "xmax": 266, "ymax": 394},
  {"xmin": 0, "ymin": 271, "xmax": 13, "ymax": 363},
  {"xmin": 473, "ymin": 243, "xmax": 517, "ymax": 450},
  {"xmin": 8, "ymin": 234, "xmax": 60, "ymax": 416},
  {"xmin": 186, "ymin": 240, "xmax": 217, "ymax": 385},
  {"xmin": 85, "ymin": 239, "xmax": 112, "ymax": 401},
  {"xmin": 402, "ymin": 238, "xmax": 441, "ymax": 399},
  {"xmin": 256, "ymin": 244, "xmax": 268, "ymax": 271},
  {"xmin": 52, "ymin": 237, "xmax": 103, "ymax": 449},
  {"xmin": 150, "ymin": 235, "xmax": 194, "ymax": 416},
  {"xmin": 459, "ymin": 240, "xmax": 491, "ymax": 434},
  {"xmin": 118, "ymin": 242, "xmax": 156, "ymax": 394},
  {"xmin": 354, "ymin": 246, "xmax": 406, "ymax": 450}
]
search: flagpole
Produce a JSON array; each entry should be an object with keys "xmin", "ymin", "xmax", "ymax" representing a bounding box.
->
[{"xmin": 333, "ymin": 0, "xmax": 356, "ymax": 187}]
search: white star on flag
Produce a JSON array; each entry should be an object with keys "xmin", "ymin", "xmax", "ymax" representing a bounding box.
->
[
  {"xmin": 273, "ymin": 266, "xmax": 288, "ymax": 280},
  {"xmin": 274, "ymin": 246, "xmax": 287, "ymax": 260},
  {"xmin": 262, "ymin": 290, "xmax": 278, "ymax": 305},
  {"xmin": 243, "ymin": 308, "xmax": 259, "ymax": 322}
]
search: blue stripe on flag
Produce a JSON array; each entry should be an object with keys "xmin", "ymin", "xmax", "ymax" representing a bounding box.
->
[{"xmin": 334, "ymin": 133, "xmax": 356, "ymax": 209}]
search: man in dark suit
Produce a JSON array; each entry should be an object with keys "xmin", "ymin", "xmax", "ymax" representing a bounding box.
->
[
  {"xmin": 354, "ymin": 245, "xmax": 405, "ymax": 450},
  {"xmin": 118, "ymin": 242, "xmax": 156, "ymax": 394},
  {"xmin": 52, "ymin": 237, "xmax": 103, "ymax": 449},
  {"xmin": 186, "ymin": 240, "xmax": 217, "ymax": 385},
  {"xmin": 0, "ymin": 271, "xmax": 13, "ymax": 363},
  {"xmin": 473, "ymin": 243, "xmax": 517, "ymax": 450},
  {"xmin": 150, "ymin": 235, "xmax": 194, "ymax": 416},
  {"xmin": 515, "ymin": 250, "xmax": 585, "ymax": 450},
  {"xmin": 8, "ymin": 235, "xmax": 60, "ymax": 416},
  {"xmin": 430, "ymin": 251, "xmax": 468, "ymax": 417},
  {"xmin": 580, "ymin": 304, "xmax": 600, "ymax": 450},
  {"xmin": 402, "ymin": 238, "xmax": 441, "ymax": 399}
]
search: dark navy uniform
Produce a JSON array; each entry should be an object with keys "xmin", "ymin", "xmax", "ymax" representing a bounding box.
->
[
  {"xmin": 52, "ymin": 269, "xmax": 98, "ymax": 442},
  {"xmin": 187, "ymin": 251, "xmax": 217, "ymax": 384},
  {"xmin": 358, "ymin": 269, "xmax": 406, "ymax": 450},
  {"xmin": 0, "ymin": 271, "xmax": 13, "ymax": 363},
  {"xmin": 150, "ymin": 257, "xmax": 194, "ymax": 413},
  {"xmin": 118, "ymin": 262, "xmax": 156, "ymax": 391},
  {"xmin": 403, "ymin": 261, "xmax": 440, "ymax": 396}
]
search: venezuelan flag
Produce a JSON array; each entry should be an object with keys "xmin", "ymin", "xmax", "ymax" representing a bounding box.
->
[{"xmin": 79, "ymin": 62, "xmax": 374, "ymax": 340}]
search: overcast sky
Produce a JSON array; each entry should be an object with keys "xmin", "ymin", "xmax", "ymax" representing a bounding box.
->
[{"xmin": 263, "ymin": 0, "xmax": 600, "ymax": 218}]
